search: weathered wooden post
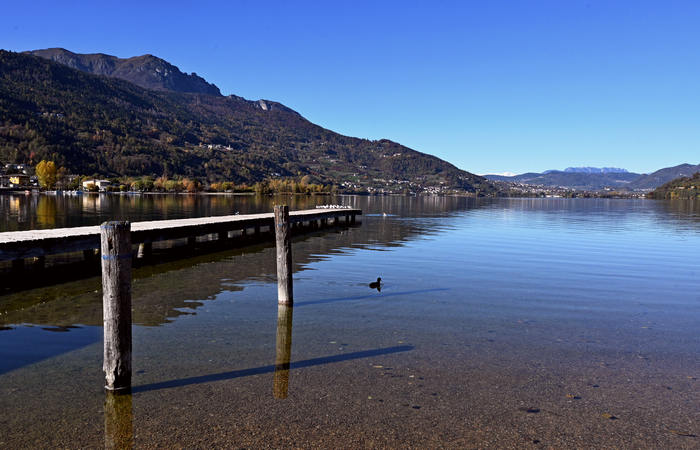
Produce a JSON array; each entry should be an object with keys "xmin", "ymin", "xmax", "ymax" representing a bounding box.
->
[
  {"xmin": 273, "ymin": 304, "xmax": 293, "ymax": 399},
  {"xmin": 101, "ymin": 221, "xmax": 132, "ymax": 392},
  {"xmin": 274, "ymin": 205, "xmax": 293, "ymax": 305}
]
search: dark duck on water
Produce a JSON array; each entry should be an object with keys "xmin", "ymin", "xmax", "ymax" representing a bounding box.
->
[{"xmin": 369, "ymin": 277, "xmax": 382, "ymax": 292}]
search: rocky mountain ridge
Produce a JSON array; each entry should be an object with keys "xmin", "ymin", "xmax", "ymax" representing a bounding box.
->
[{"xmin": 26, "ymin": 48, "xmax": 222, "ymax": 96}]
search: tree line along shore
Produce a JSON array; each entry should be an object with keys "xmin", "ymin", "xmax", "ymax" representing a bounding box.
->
[
  {"xmin": 1, "ymin": 159, "xmax": 340, "ymax": 194},
  {"xmin": 6, "ymin": 159, "xmax": 699, "ymax": 199}
]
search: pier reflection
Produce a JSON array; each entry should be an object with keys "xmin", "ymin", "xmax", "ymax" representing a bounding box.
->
[
  {"xmin": 104, "ymin": 391, "xmax": 133, "ymax": 449},
  {"xmin": 1, "ymin": 196, "xmax": 467, "ymax": 328},
  {"xmin": 273, "ymin": 304, "xmax": 293, "ymax": 399},
  {"xmin": 5, "ymin": 197, "xmax": 697, "ymax": 332}
]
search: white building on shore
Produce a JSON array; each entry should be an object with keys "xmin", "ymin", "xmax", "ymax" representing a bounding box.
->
[{"xmin": 82, "ymin": 179, "xmax": 111, "ymax": 191}]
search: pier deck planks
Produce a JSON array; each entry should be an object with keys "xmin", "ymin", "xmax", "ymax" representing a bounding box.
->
[{"xmin": 0, "ymin": 208, "xmax": 361, "ymax": 261}]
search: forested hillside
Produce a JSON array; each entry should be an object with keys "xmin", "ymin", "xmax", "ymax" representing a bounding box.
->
[
  {"xmin": 0, "ymin": 50, "xmax": 495, "ymax": 194},
  {"xmin": 648, "ymin": 172, "xmax": 700, "ymax": 199}
]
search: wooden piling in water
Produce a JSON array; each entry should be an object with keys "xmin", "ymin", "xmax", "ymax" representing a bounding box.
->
[
  {"xmin": 274, "ymin": 205, "xmax": 293, "ymax": 305},
  {"xmin": 101, "ymin": 221, "xmax": 132, "ymax": 392}
]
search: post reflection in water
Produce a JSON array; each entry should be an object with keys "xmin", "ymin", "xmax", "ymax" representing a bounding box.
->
[
  {"xmin": 104, "ymin": 391, "xmax": 133, "ymax": 449},
  {"xmin": 273, "ymin": 304, "xmax": 294, "ymax": 399}
]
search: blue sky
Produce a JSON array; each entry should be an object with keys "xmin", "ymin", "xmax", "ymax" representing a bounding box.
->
[{"xmin": 2, "ymin": 1, "xmax": 699, "ymax": 175}]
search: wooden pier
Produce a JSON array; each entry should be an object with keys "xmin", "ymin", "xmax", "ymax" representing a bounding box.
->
[
  {"xmin": 1, "ymin": 206, "xmax": 361, "ymax": 392},
  {"xmin": 0, "ymin": 208, "xmax": 361, "ymax": 263}
]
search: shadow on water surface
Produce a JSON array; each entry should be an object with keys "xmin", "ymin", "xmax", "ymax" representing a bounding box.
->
[
  {"xmin": 132, "ymin": 345, "xmax": 414, "ymax": 394},
  {"xmin": 295, "ymin": 288, "xmax": 450, "ymax": 307},
  {"xmin": 100, "ymin": 305, "xmax": 407, "ymax": 447}
]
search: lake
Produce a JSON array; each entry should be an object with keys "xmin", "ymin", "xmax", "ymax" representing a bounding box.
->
[{"xmin": 1, "ymin": 194, "xmax": 698, "ymax": 447}]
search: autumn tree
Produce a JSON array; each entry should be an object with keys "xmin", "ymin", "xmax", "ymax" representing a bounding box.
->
[
  {"xmin": 183, "ymin": 178, "xmax": 200, "ymax": 193},
  {"xmin": 35, "ymin": 160, "xmax": 57, "ymax": 189},
  {"xmin": 154, "ymin": 175, "xmax": 168, "ymax": 191}
]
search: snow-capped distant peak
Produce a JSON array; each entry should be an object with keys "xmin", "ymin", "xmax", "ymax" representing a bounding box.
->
[
  {"xmin": 563, "ymin": 167, "xmax": 629, "ymax": 174},
  {"xmin": 484, "ymin": 171, "xmax": 516, "ymax": 177}
]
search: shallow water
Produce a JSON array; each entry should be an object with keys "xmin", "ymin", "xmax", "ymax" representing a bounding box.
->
[{"xmin": 1, "ymin": 196, "xmax": 699, "ymax": 447}]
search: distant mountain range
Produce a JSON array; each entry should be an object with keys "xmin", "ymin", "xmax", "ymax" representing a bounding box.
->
[
  {"xmin": 486, "ymin": 164, "xmax": 700, "ymax": 191},
  {"xmin": 0, "ymin": 49, "xmax": 494, "ymax": 194},
  {"xmin": 559, "ymin": 167, "xmax": 629, "ymax": 174}
]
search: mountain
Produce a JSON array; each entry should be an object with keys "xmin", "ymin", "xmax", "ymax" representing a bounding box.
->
[
  {"xmin": 626, "ymin": 163, "xmax": 700, "ymax": 190},
  {"xmin": 484, "ymin": 170, "xmax": 640, "ymax": 190},
  {"xmin": 0, "ymin": 50, "xmax": 494, "ymax": 194},
  {"xmin": 562, "ymin": 167, "xmax": 629, "ymax": 174},
  {"xmin": 487, "ymin": 164, "xmax": 700, "ymax": 191},
  {"xmin": 26, "ymin": 48, "xmax": 222, "ymax": 96},
  {"xmin": 648, "ymin": 172, "xmax": 700, "ymax": 199}
]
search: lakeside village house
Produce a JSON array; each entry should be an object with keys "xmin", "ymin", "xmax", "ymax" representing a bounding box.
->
[
  {"xmin": 82, "ymin": 179, "xmax": 112, "ymax": 192},
  {"xmin": 1, "ymin": 163, "xmax": 110, "ymax": 191},
  {"xmin": 0, "ymin": 163, "xmax": 36, "ymax": 188}
]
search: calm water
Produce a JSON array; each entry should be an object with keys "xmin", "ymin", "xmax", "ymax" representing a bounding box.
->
[{"xmin": 1, "ymin": 195, "xmax": 699, "ymax": 447}]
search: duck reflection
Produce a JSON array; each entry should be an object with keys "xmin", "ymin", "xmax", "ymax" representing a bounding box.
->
[
  {"xmin": 273, "ymin": 304, "xmax": 294, "ymax": 399},
  {"xmin": 104, "ymin": 390, "xmax": 133, "ymax": 449}
]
